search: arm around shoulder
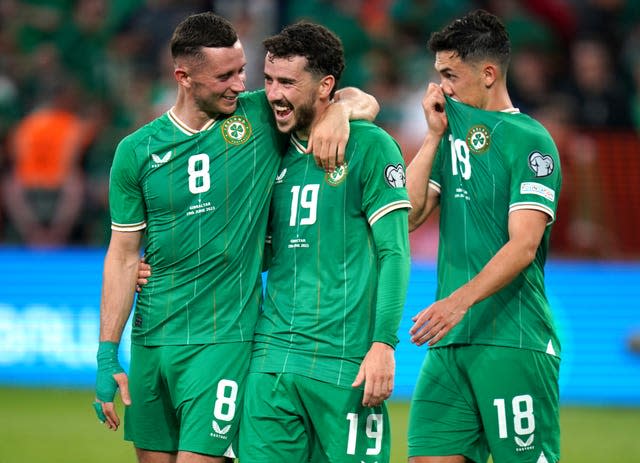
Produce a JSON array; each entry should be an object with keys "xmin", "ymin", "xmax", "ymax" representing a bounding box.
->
[{"xmin": 333, "ymin": 87, "xmax": 380, "ymax": 122}]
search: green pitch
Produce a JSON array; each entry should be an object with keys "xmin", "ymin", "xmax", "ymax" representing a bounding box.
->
[{"xmin": 1, "ymin": 387, "xmax": 638, "ymax": 462}]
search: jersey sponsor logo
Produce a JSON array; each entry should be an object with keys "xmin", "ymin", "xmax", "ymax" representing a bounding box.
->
[
  {"xmin": 515, "ymin": 434, "xmax": 535, "ymax": 448},
  {"xmin": 384, "ymin": 164, "xmax": 406, "ymax": 188},
  {"xmin": 520, "ymin": 182, "xmax": 555, "ymax": 202},
  {"xmin": 466, "ymin": 125, "xmax": 491, "ymax": 154},
  {"xmin": 211, "ymin": 420, "xmax": 231, "ymax": 438},
  {"xmin": 151, "ymin": 151, "xmax": 172, "ymax": 166},
  {"xmin": 326, "ymin": 163, "xmax": 348, "ymax": 186},
  {"xmin": 528, "ymin": 151, "xmax": 554, "ymax": 177},
  {"xmin": 275, "ymin": 168, "xmax": 287, "ymax": 184},
  {"xmin": 221, "ymin": 115, "xmax": 252, "ymax": 145}
]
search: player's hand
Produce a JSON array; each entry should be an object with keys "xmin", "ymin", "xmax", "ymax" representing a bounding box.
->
[
  {"xmin": 306, "ymin": 101, "xmax": 349, "ymax": 172},
  {"xmin": 422, "ymin": 83, "xmax": 448, "ymax": 137},
  {"xmin": 136, "ymin": 257, "xmax": 151, "ymax": 293},
  {"xmin": 352, "ymin": 342, "xmax": 395, "ymax": 407},
  {"xmin": 409, "ymin": 296, "xmax": 468, "ymax": 347},
  {"xmin": 94, "ymin": 341, "xmax": 131, "ymax": 430}
]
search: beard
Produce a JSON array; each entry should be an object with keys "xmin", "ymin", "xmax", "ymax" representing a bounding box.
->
[
  {"xmin": 289, "ymin": 89, "xmax": 317, "ymax": 134},
  {"xmin": 292, "ymin": 102, "xmax": 316, "ymax": 134}
]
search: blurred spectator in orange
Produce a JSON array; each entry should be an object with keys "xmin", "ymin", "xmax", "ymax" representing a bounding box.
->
[{"xmin": 1, "ymin": 76, "xmax": 96, "ymax": 246}]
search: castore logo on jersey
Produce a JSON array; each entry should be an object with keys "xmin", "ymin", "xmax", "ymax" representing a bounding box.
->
[{"xmin": 151, "ymin": 151, "xmax": 172, "ymax": 165}]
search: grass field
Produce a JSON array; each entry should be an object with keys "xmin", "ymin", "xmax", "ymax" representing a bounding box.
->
[{"xmin": 1, "ymin": 387, "xmax": 639, "ymax": 462}]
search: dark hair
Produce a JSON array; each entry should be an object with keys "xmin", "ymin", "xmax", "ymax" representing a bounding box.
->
[
  {"xmin": 170, "ymin": 12, "xmax": 238, "ymax": 61},
  {"xmin": 428, "ymin": 10, "xmax": 511, "ymax": 71},
  {"xmin": 263, "ymin": 21, "xmax": 345, "ymax": 98}
]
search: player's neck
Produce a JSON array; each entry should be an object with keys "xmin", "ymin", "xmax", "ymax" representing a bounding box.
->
[
  {"xmin": 484, "ymin": 87, "xmax": 514, "ymax": 112},
  {"xmin": 172, "ymin": 93, "xmax": 216, "ymax": 131}
]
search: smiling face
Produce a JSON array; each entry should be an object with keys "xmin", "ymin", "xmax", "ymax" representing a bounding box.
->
[
  {"xmin": 263, "ymin": 53, "xmax": 324, "ymax": 136},
  {"xmin": 178, "ymin": 40, "xmax": 247, "ymax": 118}
]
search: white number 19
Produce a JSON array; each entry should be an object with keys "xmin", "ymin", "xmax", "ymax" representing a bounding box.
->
[
  {"xmin": 346, "ymin": 413, "xmax": 383, "ymax": 456},
  {"xmin": 289, "ymin": 184, "xmax": 319, "ymax": 226}
]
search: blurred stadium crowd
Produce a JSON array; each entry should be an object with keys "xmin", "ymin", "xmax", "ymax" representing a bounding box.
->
[{"xmin": 0, "ymin": 0, "xmax": 639, "ymax": 259}]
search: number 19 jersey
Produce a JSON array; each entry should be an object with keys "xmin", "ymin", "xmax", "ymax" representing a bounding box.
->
[
  {"xmin": 109, "ymin": 90, "xmax": 285, "ymax": 346},
  {"xmin": 430, "ymin": 96, "xmax": 562, "ymax": 355},
  {"xmin": 251, "ymin": 121, "xmax": 411, "ymax": 387}
]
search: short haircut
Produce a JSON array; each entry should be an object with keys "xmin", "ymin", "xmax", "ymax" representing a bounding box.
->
[
  {"xmin": 428, "ymin": 10, "xmax": 511, "ymax": 71},
  {"xmin": 263, "ymin": 21, "xmax": 345, "ymax": 98},
  {"xmin": 170, "ymin": 12, "xmax": 238, "ymax": 61}
]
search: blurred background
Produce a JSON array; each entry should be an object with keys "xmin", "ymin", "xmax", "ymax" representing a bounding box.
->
[{"xmin": 0, "ymin": 0, "xmax": 639, "ymax": 462}]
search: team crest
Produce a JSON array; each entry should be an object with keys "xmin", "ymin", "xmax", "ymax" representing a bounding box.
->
[
  {"xmin": 325, "ymin": 164, "xmax": 348, "ymax": 186},
  {"xmin": 466, "ymin": 125, "xmax": 491, "ymax": 154},
  {"xmin": 385, "ymin": 164, "xmax": 406, "ymax": 188},
  {"xmin": 528, "ymin": 151, "xmax": 554, "ymax": 177},
  {"xmin": 221, "ymin": 116, "xmax": 252, "ymax": 145}
]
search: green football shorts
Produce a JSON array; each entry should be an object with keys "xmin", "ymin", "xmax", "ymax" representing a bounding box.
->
[
  {"xmin": 239, "ymin": 372, "xmax": 390, "ymax": 462},
  {"xmin": 124, "ymin": 342, "xmax": 251, "ymax": 457},
  {"xmin": 408, "ymin": 345, "xmax": 560, "ymax": 463}
]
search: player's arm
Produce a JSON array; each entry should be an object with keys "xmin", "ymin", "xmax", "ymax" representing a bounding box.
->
[
  {"xmin": 410, "ymin": 209, "xmax": 548, "ymax": 346},
  {"xmin": 352, "ymin": 209, "xmax": 410, "ymax": 406},
  {"xmin": 306, "ymin": 87, "xmax": 380, "ymax": 172},
  {"xmin": 94, "ymin": 230, "xmax": 142, "ymax": 430},
  {"xmin": 333, "ymin": 86, "xmax": 380, "ymax": 121},
  {"xmin": 406, "ymin": 83, "xmax": 448, "ymax": 231}
]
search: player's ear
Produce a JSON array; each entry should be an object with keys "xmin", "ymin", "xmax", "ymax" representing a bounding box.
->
[
  {"xmin": 174, "ymin": 66, "xmax": 190, "ymax": 87},
  {"xmin": 318, "ymin": 75, "xmax": 335, "ymax": 100},
  {"xmin": 482, "ymin": 64, "xmax": 498, "ymax": 89}
]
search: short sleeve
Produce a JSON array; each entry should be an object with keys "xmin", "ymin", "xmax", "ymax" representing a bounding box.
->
[
  {"xmin": 359, "ymin": 128, "xmax": 412, "ymax": 225},
  {"xmin": 109, "ymin": 136, "xmax": 146, "ymax": 231},
  {"xmin": 508, "ymin": 132, "xmax": 561, "ymax": 223}
]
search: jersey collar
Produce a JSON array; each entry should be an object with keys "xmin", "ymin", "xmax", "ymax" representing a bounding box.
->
[
  {"xmin": 290, "ymin": 133, "xmax": 309, "ymax": 155},
  {"xmin": 167, "ymin": 108, "xmax": 216, "ymax": 135}
]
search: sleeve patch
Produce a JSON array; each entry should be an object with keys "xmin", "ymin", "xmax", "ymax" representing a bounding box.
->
[
  {"xmin": 384, "ymin": 164, "xmax": 406, "ymax": 188},
  {"xmin": 528, "ymin": 151, "xmax": 555, "ymax": 177},
  {"xmin": 520, "ymin": 182, "xmax": 555, "ymax": 201}
]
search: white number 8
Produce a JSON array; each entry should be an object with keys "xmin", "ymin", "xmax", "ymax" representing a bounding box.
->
[
  {"xmin": 213, "ymin": 379, "xmax": 238, "ymax": 421},
  {"xmin": 188, "ymin": 153, "xmax": 211, "ymax": 194}
]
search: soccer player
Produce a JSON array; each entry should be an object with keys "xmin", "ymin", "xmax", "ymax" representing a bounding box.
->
[
  {"xmin": 238, "ymin": 22, "xmax": 412, "ymax": 463},
  {"xmin": 93, "ymin": 12, "xmax": 378, "ymax": 463},
  {"xmin": 406, "ymin": 10, "xmax": 562, "ymax": 463}
]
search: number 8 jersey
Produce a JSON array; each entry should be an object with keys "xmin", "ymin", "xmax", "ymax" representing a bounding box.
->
[
  {"xmin": 108, "ymin": 90, "xmax": 286, "ymax": 346},
  {"xmin": 430, "ymin": 96, "xmax": 562, "ymax": 355}
]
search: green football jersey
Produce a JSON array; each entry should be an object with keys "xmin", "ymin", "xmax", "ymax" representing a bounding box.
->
[
  {"xmin": 429, "ymin": 96, "xmax": 562, "ymax": 355},
  {"xmin": 109, "ymin": 90, "xmax": 286, "ymax": 346},
  {"xmin": 250, "ymin": 121, "xmax": 411, "ymax": 387}
]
